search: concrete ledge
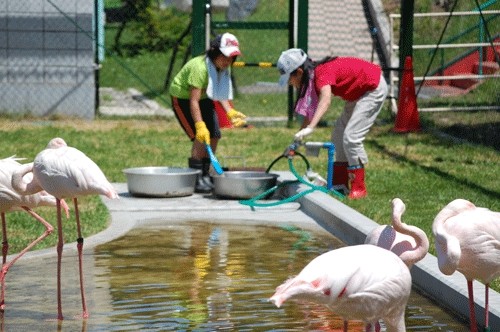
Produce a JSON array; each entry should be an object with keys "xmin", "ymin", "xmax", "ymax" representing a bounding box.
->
[{"xmin": 273, "ymin": 171, "xmax": 500, "ymax": 330}]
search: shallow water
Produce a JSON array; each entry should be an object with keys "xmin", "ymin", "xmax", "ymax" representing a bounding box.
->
[{"xmin": 2, "ymin": 221, "xmax": 468, "ymax": 331}]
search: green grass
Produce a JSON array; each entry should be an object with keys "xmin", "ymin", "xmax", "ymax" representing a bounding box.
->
[
  {"xmin": 1, "ymin": 109, "xmax": 498, "ymax": 235},
  {"xmin": 1, "ymin": 109, "xmax": 499, "ymax": 291}
]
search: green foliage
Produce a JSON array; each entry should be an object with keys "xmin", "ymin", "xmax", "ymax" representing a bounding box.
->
[
  {"xmin": 108, "ymin": 1, "xmax": 190, "ymax": 56},
  {"xmin": 129, "ymin": 6, "xmax": 191, "ymax": 53}
]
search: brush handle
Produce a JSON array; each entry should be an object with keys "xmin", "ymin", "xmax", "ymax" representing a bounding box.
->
[{"xmin": 205, "ymin": 144, "xmax": 224, "ymax": 175}]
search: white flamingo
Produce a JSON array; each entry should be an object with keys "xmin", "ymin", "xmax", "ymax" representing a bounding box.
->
[
  {"xmin": 270, "ymin": 244, "xmax": 412, "ymax": 332},
  {"xmin": 432, "ymin": 198, "xmax": 500, "ymax": 332},
  {"xmin": 365, "ymin": 198, "xmax": 429, "ymax": 267},
  {"xmin": 12, "ymin": 138, "xmax": 118, "ymax": 320},
  {"xmin": 0, "ymin": 156, "xmax": 68, "ymax": 311}
]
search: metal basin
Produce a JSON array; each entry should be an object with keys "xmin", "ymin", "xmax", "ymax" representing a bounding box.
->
[
  {"xmin": 212, "ymin": 171, "xmax": 279, "ymax": 199},
  {"xmin": 123, "ymin": 167, "xmax": 201, "ymax": 198}
]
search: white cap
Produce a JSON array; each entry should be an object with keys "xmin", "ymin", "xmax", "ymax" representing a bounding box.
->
[
  {"xmin": 277, "ymin": 48, "xmax": 308, "ymax": 86},
  {"xmin": 219, "ymin": 33, "xmax": 241, "ymax": 57}
]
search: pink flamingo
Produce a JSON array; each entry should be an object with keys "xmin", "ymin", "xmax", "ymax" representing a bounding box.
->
[
  {"xmin": 432, "ymin": 199, "xmax": 500, "ymax": 332},
  {"xmin": 270, "ymin": 244, "xmax": 412, "ymax": 332},
  {"xmin": 12, "ymin": 137, "xmax": 118, "ymax": 320},
  {"xmin": 365, "ymin": 198, "xmax": 429, "ymax": 267},
  {"xmin": 0, "ymin": 156, "xmax": 69, "ymax": 311}
]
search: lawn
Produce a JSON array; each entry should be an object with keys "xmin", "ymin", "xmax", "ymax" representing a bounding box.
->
[{"xmin": 1, "ymin": 107, "xmax": 498, "ymax": 243}]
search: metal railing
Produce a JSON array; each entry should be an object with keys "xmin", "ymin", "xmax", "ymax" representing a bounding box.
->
[{"xmin": 389, "ymin": 9, "xmax": 500, "ymax": 113}]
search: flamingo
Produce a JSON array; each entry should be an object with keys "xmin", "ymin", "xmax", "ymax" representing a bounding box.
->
[
  {"xmin": 365, "ymin": 198, "xmax": 429, "ymax": 267},
  {"xmin": 270, "ymin": 244, "xmax": 412, "ymax": 332},
  {"xmin": 12, "ymin": 137, "xmax": 118, "ymax": 320},
  {"xmin": 0, "ymin": 156, "xmax": 69, "ymax": 311},
  {"xmin": 432, "ymin": 199, "xmax": 500, "ymax": 332}
]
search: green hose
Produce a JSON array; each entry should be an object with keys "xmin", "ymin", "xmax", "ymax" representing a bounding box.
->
[{"xmin": 239, "ymin": 153, "xmax": 344, "ymax": 208}]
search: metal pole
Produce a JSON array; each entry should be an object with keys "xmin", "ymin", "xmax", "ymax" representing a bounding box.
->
[
  {"xmin": 297, "ymin": 0, "xmax": 308, "ymax": 52},
  {"xmin": 205, "ymin": 1, "xmax": 211, "ymax": 51},
  {"xmin": 287, "ymin": 0, "xmax": 295, "ymax": 125},
  {"xmin": 192, "ymin": 0, "xmax": 206, "ymax": 57},
  {"xmin": 94, "ymin": 0, "xmax": 101, "ymax": 115},
  {"xmin": 398, "ymin": 0, "xmax": 414, "ymax": 89}
]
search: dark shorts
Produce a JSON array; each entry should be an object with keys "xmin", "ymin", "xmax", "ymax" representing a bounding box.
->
[{"xmin": 171, "ymin": 97, "xmax": 222, "ymax": 141}]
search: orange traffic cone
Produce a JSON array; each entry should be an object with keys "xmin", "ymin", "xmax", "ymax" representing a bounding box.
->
[
  {"xmin": 394, "ymin": 56, "xmax": 421, "ymax": 133},
  {"xmin": 214, "ymin": 101, "xmax": 233, "ymax": 128}
]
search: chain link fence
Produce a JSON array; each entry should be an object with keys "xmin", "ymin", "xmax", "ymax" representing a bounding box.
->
[
  {"xmin": 101, "ymin": 0, "xmax": 293, "ymax": 122},
  {"xmin": 0, "ymin": 0, "xmax": 294, "ymax": 120},
  {"xmin": 0, "ymin": 0, "xmax": 98, "ymax": 119}
]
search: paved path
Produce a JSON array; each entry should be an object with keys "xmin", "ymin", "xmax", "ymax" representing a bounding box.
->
[
  {"xmin": 99, "ymin": 87, "xmax": 174, "ymax": 117},
  {"xmin": 308, "ymin": 0, "xmax": 380, "ymax": 64}
]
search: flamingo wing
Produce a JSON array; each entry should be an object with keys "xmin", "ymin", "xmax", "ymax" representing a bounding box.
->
[
  {"xmin": 270, "ymin": 245, "xmax": 412, "ymax": 329},
  {"xmin": 34, "ymin": 146, "xmax": 116, "ymax": 199}
]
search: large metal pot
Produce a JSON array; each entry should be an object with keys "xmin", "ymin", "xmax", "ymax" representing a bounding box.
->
[
  {"xmin": 212, "ymin": 171, "xmax": 279, "ymax": 199},
  {"xmin": 123, "ymin": 167, "xmax": 201, "ymax": 198}
]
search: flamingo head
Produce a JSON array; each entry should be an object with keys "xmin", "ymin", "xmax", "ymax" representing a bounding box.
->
[
  {"xmin": 391, "ymin": 198, "xmax": 406, "ymax": 221},
  {"xmin": 46, "ymin": 137, "xmax": 68, "ymax": 149},
  {"xmin": 269, "ymin": 276, "xmax": 332, "ymax": 308},
  {"xmin": 435, "ymin": 233, "xmax": 461, "ymax": 275}
]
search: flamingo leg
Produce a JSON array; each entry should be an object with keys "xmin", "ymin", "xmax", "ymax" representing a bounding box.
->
[
  {"xmin": 56, "ymin": 199, "xmax": 64, "ymax": 320},
  {"xmin": 364, "ymin": 321, "xmax": 380, "ymax": 332},
  {"xmin": 467, "ymin": 280, "xmax": 478, "ymax": 332},
  {"xmin": 343, "ymin": 320, "xmax": 348, "ymax": 332},
  {"xmin": 485, "ymin": 284, "xmax": 489, "ymax": 331},
  {"xmin": 0, "ymin": 208, "xmax": 53, "ymax": 312},
  {"xmin": 1, "ymin": 213, "xmax": 7, "ymax": 311},
  {"xmin": 73, "ymin": 198, "xmax": 88, "ymax": 319},
  {"xmin": 1, "ymin": 213, "xmax": 7, "ymax": 264}
]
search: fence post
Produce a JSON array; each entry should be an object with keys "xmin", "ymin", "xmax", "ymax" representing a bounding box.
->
[
  {"xmin": 192, "ymin": 0, "xmax": 207, "ymax": 57},
  {"xmin": 398, "ymin": 0, "xmax": 414, "ymax": 90},
  {"xmin": 287, "ymin": 0, "xmax": 295, "ymax": 125},
  {"xmin": 297, "ymin": 0, "xmax": 308, "ymax": 52}
]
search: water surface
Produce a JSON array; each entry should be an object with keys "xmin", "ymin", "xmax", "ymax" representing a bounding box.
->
[{"xmin": 2, "ymin": 221, "xmax": 467, "ymax": 331}]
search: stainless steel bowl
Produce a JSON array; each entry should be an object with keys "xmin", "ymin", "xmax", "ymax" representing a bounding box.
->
[
  {"xmin": 212, "ymin": 171, "xmax": 279, "ymax": 199},
  {"xmin": 123, "ymin": 167, "xmax": 201, "ymax": 198}
]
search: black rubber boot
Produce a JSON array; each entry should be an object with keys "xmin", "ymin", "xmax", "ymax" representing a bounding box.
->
[
  {"xmin": 188, "ymin": 158, "xmax": 212, "ymax": 193},
  {"xmin": 188, "ymin": 158, "xmax": 212, "ymax": 194},
  {"xmin": 201, "ymin": 158, "xmax": 214, "ymax": 189}
]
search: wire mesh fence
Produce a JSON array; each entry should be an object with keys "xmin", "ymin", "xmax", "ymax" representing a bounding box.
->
[
  {"xmin": 100, "ymin": 0, "xmax": 293, "ymax": 122},
  {"xmin": 0, "ymin": 0, "xmax": 97, "ymax": 118},
  {"xmin": 0, "ymin": 0, "xmax": 293, "ymax": 120},
  {"xmin": 2, "ymin": 1, "xmax": 497, "ymax": 120}
]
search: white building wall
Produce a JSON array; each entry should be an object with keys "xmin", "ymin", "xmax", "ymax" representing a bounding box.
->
[{"xmin": 0, "ymin": 0, "xmax": 96, "ymax": 119}]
